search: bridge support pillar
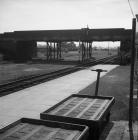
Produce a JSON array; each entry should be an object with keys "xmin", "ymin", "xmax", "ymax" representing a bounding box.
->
[
  {"xmin": 53, "ymin": 42, "xmax": 56, "ymax": 60},
  {"xmin": 86, "ymin": 42, "xmax": 89, "ymax": 59},
  {"xmin": 57, "ymin": 43, "xmax": 59, "ymax": 60},
  {"xmin": 81, "ymin": 42, "xmax": 85, "ymax": 62},
  {"xmin": 46, "ymin": 42, "xmax": 62, "ymax": 61},
  {"xmin": 120, "ymin": 41, "xmax": 125, "ymax": 52},
  {"xmin": 0, "ymin": 40, "xmax": 17, "ymax": 60},
  {"xmin": 120, "ymin": 40, "xmax": 131, "ymax": 64},
  {"xmin": 120, "ymin": 40, "xmax": 131, "ymax": 53},
  {"xmin": 16, "ymin": 40, "xmax": 37, "ymax": 62},
  {"xmin": 54, "ymin": 42, "xmax": 60, "ymax": 60},
  {"xmin": 46, "ymin": 42, "xmax": 49, "ymax": 61},
  {"xmin": 57, "ymin": 42, "xmax": 62, "ymax": 60},
  {"xmin": 50, "ymin": 42, "xmax": 52, "ymax": 60},
  {"xmin": 89, "ymin": 42, "xmax": 92, "ymax": 58},
  {"xmin": 80, "ymin": 41, "xmax": 92, "ymax": 62}
]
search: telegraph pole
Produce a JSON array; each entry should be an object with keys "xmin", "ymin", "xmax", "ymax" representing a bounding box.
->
[{"xmin": 129, "ymin": 18, "xmax": 136, "ymax": 129}]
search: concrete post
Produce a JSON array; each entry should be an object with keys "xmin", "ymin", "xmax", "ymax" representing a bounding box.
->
[
  {"xmin": 82, "ymin": 42, "xmax": 84, "ymax": 62},
  {"xmin": 59, "ymin": 42, "xmax": 62, "ymax": 59},
  {"xmin": 56, "ymin": 43, "xmax": 59, "ymax": 60},
  {"xmin": 54, "ymin": 42, "xmax": 55, "ymax": 60},
  {"xmin": 46, "ymin": 42, "xmax": 49, "ymax": 60}
]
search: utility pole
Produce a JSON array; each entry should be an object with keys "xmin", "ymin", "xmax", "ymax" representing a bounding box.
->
[{"xmin": 129, "ymin": 18, "xmax": 136, "ymax": 129}]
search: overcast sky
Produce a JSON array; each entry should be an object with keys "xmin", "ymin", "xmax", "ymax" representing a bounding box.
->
[{"xmin": 0, "ymin": 0, "xmax": 137, "ymax": 33}]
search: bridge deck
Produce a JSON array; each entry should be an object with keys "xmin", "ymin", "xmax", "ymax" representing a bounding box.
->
[{"xmin": 0, "ymin": 28, "xmax": 131, "ymax": 41}]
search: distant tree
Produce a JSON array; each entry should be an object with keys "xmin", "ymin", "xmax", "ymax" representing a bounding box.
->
[{"xmin": 61, "ymin": 42, "xmax": 77, "ymax": 52}]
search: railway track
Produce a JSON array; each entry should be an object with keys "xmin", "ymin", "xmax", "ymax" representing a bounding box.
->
[{"xmin": 0, "ymin": 55, "xmax": 119, "ymax": 97}]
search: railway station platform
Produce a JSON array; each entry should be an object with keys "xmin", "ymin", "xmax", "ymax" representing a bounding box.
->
[
  {"xmin": 79, "ymin": 65, "xmax": 138, "ymax": 140},
  {"xmin": 0, "ymin": 64, "xmax": 138, "ymax": 139},
  {"xmin": 0, "ymin": 64, "xmax": 118, "ymax": 129}
]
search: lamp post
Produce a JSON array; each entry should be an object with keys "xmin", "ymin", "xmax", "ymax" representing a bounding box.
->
[{"xmin": 91, "ymin": 69, "xmax": 107, "ymax": 96}]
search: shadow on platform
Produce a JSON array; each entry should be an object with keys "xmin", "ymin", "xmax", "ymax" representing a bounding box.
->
[{"xmin": 100, "ymin": 121, "xmax": 138, "ymax": 140}]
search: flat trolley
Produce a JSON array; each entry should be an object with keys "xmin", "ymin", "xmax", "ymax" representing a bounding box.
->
[
  {"xmin": 40, "ymin": 94, "xmax": 115, "ymax": 140},
  {"xmin": 0, "ymin": 118, "xmax": 89, "ymax": 140}
]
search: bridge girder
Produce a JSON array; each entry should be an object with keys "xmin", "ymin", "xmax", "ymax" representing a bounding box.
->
[{"xmin": 0, "ymin": 28, "xmax": 132, "ymax": 42}]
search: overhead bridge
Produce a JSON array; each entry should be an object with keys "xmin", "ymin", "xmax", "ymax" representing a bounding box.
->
[
  {"xmin": 0, "ymin": 28, "xmax": 132, "ymax": 61},
  {"xmin": 0, "ymin": 28, "xmax": 132, "ymax": 41}
]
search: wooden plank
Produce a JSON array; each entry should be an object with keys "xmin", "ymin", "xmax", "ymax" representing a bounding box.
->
[
  {"xmin": 49, "ymin": 97, "xmax": 79, "ymax": 115},
  {"xmin": 76, "ymin": 99, "xmax": 97, "ymax": 118},
  {"xmin": 64, "ymin": 98, "xmax": 88, "ymax": 116},
  {"xmin": 0, "ymin": 119, "xmax": 85, "ymax": 140},
  {"xmin": 92, "ymin": 100, "xmax": 109, "ymax": 120}
]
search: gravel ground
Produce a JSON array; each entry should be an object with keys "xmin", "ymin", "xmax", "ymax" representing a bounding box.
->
[{"xmin": 0, "ymin": 63, "xmax": 74, "ymax": 84}]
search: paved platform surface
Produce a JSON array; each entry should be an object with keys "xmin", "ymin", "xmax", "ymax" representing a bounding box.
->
[
  {"xmin": 79, "ymin": 65, "xmax": 138, "ymax": 121},
  {"xmin": 0, "ymin": 64, "xmax": 118, "ymax": 130},
  {"xmin": 100, "ymin": 121, "xmax": 138, "ymax": 140}
]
